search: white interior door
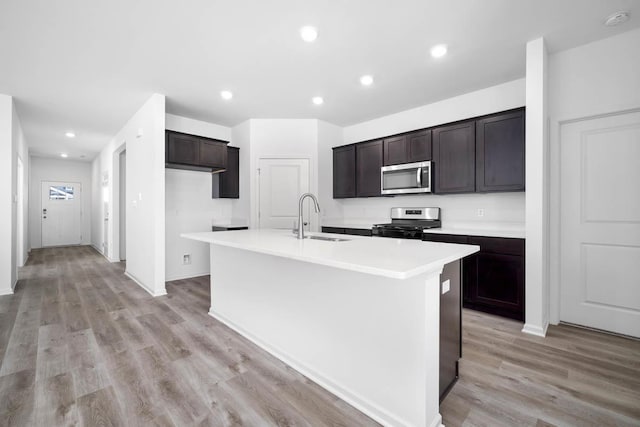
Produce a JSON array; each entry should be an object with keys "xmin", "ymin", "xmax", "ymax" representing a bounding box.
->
[
  {"xmin": 41, "ymin": 181, "xmax": 82, "ymax": 247},
  {"xmin": 258, "ymin": 158, "xmax": 310, "ymax": 229},
  {"xmin": 559, "ymin": 111, "xmax": 640, "ymax": 338}
]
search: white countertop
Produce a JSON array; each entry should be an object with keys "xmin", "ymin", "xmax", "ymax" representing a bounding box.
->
[
  {"xmin": 211, "ymin": 219, "xmax": 248, "ymax": 228},
  {"xmin": 182, "ymin": 229, "xmax": 479, "ymax": 280}
]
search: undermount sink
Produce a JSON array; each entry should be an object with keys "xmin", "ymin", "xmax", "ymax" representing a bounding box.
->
[{"xmin": 305, "ymin": 235, "xmax": 350, "ymax": 242}]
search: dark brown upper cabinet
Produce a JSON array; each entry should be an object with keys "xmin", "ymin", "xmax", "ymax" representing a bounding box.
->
[
  {"xmin": 432, "ymin": 121, "xmax": 476, "ymax": 194},
  {"xmin": 167, "ymin": 132, "xmax": 200, "ymax": 165},
  {"xmin": 383, "ymin": 135, "xmax": 408, "ymax": 166},
  {"xmin": 383, "ymin": 129, "xmax": 432, "ymax": 166},
  {"xmin": 476, "ymin": 109, "xmax": 525, "ymax": 192},
  {"xmin": 213, "ymin": 146, "xmax": 239, "ymax": 199},
  {"xmin": 333, "ymin": 145, "xmax": 356, "ymax": 198},
  {"xmin": 407, "ymin": 129, "xmax": 432, "ymax": 162},
  {"xmin": 166, "ymin": 130, "xmax": 228, "ymax": 172},
  {"xmin": 356, "ymin": 140, "xmax": 383, "ymax": 197}
]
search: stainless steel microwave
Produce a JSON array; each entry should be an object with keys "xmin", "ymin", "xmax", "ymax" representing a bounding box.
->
[{"xmin": 380, "ymin": 161, "xmax": 432, "ymax": 195}]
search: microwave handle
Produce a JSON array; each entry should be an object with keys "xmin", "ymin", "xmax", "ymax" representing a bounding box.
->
[{"xmin": 416, "ymin": 168, "xmax": 422, "ymax": 186}]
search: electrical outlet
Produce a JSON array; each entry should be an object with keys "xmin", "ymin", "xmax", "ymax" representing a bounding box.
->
[
  {"xmin": 183, "ymin": 254, "xmax": 191, "ymax": 265},
  {"xmin": 477, "ymin": 208, "xmax": 484, "ymax": 217},
  {"xmin": 442, "ymin": 279, "xmax": 450, "ymax": 295}
]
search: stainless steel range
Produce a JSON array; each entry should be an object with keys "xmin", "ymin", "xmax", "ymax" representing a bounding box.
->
[{"xmin": 372, "ymin": 207, "xmax": 441, "ymax": 239}]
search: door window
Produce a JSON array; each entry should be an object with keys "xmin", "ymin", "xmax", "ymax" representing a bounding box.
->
[{"xmin": 49, "ymin": 186, "xmax": 74, "ymax": 200}]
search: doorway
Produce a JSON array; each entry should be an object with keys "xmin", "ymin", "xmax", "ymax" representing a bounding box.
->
[
  {"xmin": 119, "ymin": 150, "xmax": 126, "ymax": 261},
  {"xmin": 558, "ymin": 110, "xmax": 640, "ymax": 338},
  {"xmin": 41, "ymin": 181, "xmax": 82, "ymax": 247},
  {"xmin": 16, "ymin": 157, "xmax": 24, "ymax": 266},
  {"xmin": 257, "ymin": 158, "xmax": 311, "ymax": 229}
]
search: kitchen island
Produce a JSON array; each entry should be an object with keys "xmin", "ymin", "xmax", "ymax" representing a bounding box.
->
[{"xmin": 182, "ymin": 229, "xmax": 478, "ymax": 427}]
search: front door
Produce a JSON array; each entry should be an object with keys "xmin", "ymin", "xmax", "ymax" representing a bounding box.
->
[
  {"xmin": 41, "ymin": 181, "xmax": 82, "ymax": 247},
  {"xmin": 258, "ymin": 158, "xmax": 311, "ymax": 230},
  {"xmin": 559, "ymin": 111, "xmax": 640, "ymax": 338}
]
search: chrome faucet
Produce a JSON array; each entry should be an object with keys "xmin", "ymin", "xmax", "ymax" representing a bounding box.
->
[{"xmin": 296, "ymin": 193, "xmax": 320, "ymax": 239}]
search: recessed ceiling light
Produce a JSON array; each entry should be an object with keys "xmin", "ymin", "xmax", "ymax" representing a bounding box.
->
[
  {"xmin": 65, "ymin": 132, "xmax": 75, "ymax": 138},
  {"xmin": 360, "ymin": 75, "xmax": 374, "ymax": 86},
  {"xmin": 220, "ymin": 90, "xmax": 233, "ymax": 100},
  {"xmin": 604, "ymin": 11, "xmax": 630, "ymax": 26},
  {"xmin": 300, "ymin": 26, "xmax": 318, "ymax": 42},
  {"xmin": 312, "ymin": 96, "xmax": 324, "ymax": 105},
  {"xmin": 430, "ymin": 44, "xmax": 448, "ymax": 59},
  {"xmin": 60, "ymin": 153, "xmax": 68, "ymax": 158}
]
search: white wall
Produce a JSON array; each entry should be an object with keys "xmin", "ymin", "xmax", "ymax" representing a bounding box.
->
[
  {"xmin": 248, "ymin": 119, "xmax": 320, "ymax": 229},
  {"xmin": 548, "ymin": 28, "xmax": 640, "ymax": 324},
  {"xmin": 317, "ymin": 120, "xmax": 344, "ymax": 222},
  {"xmin": 231, "ymin": 120, "xmax": 251, "ymax": 222},
  {"xmin": 343, "ymin": 79, "xmax": 525, "ymax": 144},
  {"xmin": 15, "ymin": 107, "xmax": 29, "ymax": 270},
  {"xmin": 92, "ymin": 94, "xmax": 166, "ymax": 296},
  {"xmin": 0, "ymin": 94, "xmax": 13, "ymax": 294},
  {"xmin": 29, "ymin": 157, "xmax": 92, "ymax": 249},
  {"xmin": 329, "ymin": 79, "xmax": 527, "ymax": 228},
  {"xmin": 523, "ymin": 38, "xmax": 550, "ymax": 337},
  {"xmin": 164, "ymin": 113, "xmax": 233, "ymax": 281},
  {"xmin": 0, "ymin": 95, "xmax": 30, "ymax": 294}
]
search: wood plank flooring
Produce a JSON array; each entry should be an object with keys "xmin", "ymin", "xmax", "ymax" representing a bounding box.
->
[
  {"xmin": 0, "ymin": 246, "xmax": 638, "ymax": 426},
  {"xmin": 442, "ymin": 310, "xmax": 640, "ymax": 426}
]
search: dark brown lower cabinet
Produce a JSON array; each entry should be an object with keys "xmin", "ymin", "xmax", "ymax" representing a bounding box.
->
[
  {"xmin": 422, "ymin": 233, "xmax": 525, "ymax": 321},
  {"xmin": 321, "ymin": 227, "xmax": 372, "ymax": 236},
  {"xmin": 465, "ymin": 236, "xmax": 525, "ymax": 321},
  {"xmin": 439, "ymin": 259, "xmax": 461, "ymax": 401}
]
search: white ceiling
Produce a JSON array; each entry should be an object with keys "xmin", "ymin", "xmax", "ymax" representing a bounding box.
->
[{"xmin": 1, "ymin": 0, "xmax": 639, "ymax": 160}]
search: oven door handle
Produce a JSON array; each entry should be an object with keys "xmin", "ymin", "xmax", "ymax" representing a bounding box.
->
[{"xmin": 416, "ymin": 167, "xmax": 422, "ymax": 187}]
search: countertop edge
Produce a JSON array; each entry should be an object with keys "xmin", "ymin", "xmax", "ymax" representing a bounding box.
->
[{"xmin": 181, "ymin": 231, "xmax": 479, "ymax": 280}]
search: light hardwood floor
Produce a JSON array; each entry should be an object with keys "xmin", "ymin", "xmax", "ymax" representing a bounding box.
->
[{"xmin": 0, "ymin": 246, "xmax": 638, "ymax": 426}]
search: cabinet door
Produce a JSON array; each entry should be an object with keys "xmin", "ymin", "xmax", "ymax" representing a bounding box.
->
[
  {"xmin": 200, "ymin": 139, "xmax": 228, "ymax": 169},
  {"xmin": 344, "ymin": 228, "xmax": 372, "ymax": 236},
  {"xmin": 218, "ymin": 147, "xmax": 239, "ymax": 198},
  {"xmin": 466, "ymin": 236, "xmax": 525, "ymax": 321},
  {"xmin": 332, "ymin": 146, "xmax": 356, "ymax": 198},
  {"xmin": 433, "ymin": 122, "xmax": 476, "ymax": 194},
  {"xmin": 472, "ymin": 253, "xmax": 524, "ymax": 320},
  {"xmin": 383, "ymin": 135, "xmax": 408, "ymax": 166},
  {"xmin": 356, "ymin": 140, "xmax": 384, "ymax": 197},
  {"xmin": 433, "ymin": 121, "xmax": 475, "ymax": 193},
  {"xmin": 167, "ymin": 131, "xmax": 200, "ymax": 165},
  {"xmin": 476, "ymin": 109, "xmax": 525, "ymax": 192},
  {"xmin": 440, "ymin": 259, "xmax": 461, "ymax": 399},
  {"xmin": 322, "ymin": 227, "xmax": 346, "ymax": 234},
  {"xmin": 407, "ymin": 129, "xmax": 432, "ymax": 162}
]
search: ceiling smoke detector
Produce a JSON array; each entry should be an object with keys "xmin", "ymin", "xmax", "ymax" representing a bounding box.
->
[{"xmin": 604, "ymin": 11, "xmax": 630, "ymax": 26}]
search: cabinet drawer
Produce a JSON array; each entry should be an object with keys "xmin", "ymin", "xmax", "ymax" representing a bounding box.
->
[
  {"xmin": 345, "ymin": 228, "xmax": 372, "ymax": 236},
  {"xmin": 422, "ymin": 234, "xmax": 469, "ymax": 244},
  {"xmin": 322, "ymin": 227, "xmax": 346, "ymax": 234},
  {"xmin": 468, "ymin": 236, "xmax": 524, "ymax": 256}
]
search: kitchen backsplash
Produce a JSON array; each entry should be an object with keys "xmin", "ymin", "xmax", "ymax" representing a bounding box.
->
[{"xmin": 323, "ymin": 191, "xmax": 525, "ymax": 228}]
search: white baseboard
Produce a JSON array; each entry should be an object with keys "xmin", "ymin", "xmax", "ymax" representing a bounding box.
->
[
  {"xmin": 0, "ymin": 287, "xmax": 14, "ymax": 296},
  {"xmin": 124, "ymin": 271, "xmax": 167, "ymax": 297},
  {"xmin": 522, "ymin": 322, "xmax": 548, "ymax": 337},
  {"xmin": 165, "ymin": 271, "xmax": 210, "ymax": 282},
  {"xmin": 209, "ymin": 309, "xmax": 429, "ymax": 427}
]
